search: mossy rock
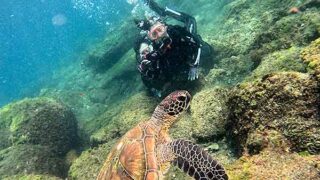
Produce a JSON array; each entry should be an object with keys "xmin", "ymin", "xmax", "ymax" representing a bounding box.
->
[
  {"xmin": 228, "ymin": 72, "xmax": 320, "ymax": 154},
  {"xmin": 0, "ymin": 97, "xmax": 78, "ymax": 155},
  {"xmin": 3, "ymin": 174, "xmax": 62, "ymax": 180},
  {"xmin": 301, "ymin": 37, "xmax": 320, "ymax": 80},
  {"xmin": 226, "ymin": 149, "xmax": 320, "ymax": 179},
  {"xmin": 206, "ymin": 55, "xmax": 253, "ymax": 86},
  {"xmin": 171, "ymin": 88, "xmax": 229, "ymax": 141},
  {"xmin": 68, "ymin": 140, "xmax": 116, "ymax": 180},
  {"xmin": 89, "ymin": 92, "xmax": 158, "ymax": 145},
  {"xmin": 249, "ymin": 7, "xmax": 320, "ymax": 66},
  {"xmin": 247, "ymin": 47, "xmax": 307, "ymax": 81},
  {"xmin": 0, "ymin": 145, "xmax": 66, "ymax": 178}
]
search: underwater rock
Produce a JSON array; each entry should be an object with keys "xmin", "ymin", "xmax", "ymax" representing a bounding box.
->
[
  {"xmin": 187, "ymin": 88, "xmax": 229, "ymax": 140},
  {"xmin": 83, "ymin": 20, "xmax": 139, "ymax": 73},
  {"xmin": 301, "ymin": 37, "xmax": 320, "ymax": 80},
  {"xmin": 228, "ymin": 72, "xmax": 320, "ymax": 154},
  {"xmin": 249, "ymin": 7, "xmax": 320, "ymax": 67},
  {"xmin": 227, "ymin": 149, "xmax": 320, "ymax": 179},
  {"xmin": 206, "ymin": 55, "xmax": 253, "ymax": 86},
  {"xmin": 0, "ymin": 145, "xmax": 66, "ymax": 178},
  {"xmin": 88, "ymin": 92, "xmax": 157, "ymax": 145},
  {"xmin": 247, "ymin": 47, "xmax": 307, "ymax": 81},
  {"xmin": 68, "ymin": 140, "xmax": 116, "ymax": 180},
  {"xmin": 0, "ymin": 97, "xmax": 78, "ymax": 155},
  {"xmin": 3, "ymin": 174, "xmax": 62, "ymax": 180}
]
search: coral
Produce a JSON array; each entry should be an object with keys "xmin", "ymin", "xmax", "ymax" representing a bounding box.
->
[
  {"xmin": 247, "ymin": 47, "xmax": 307, "ymax": 80},
  {"xmin": 0, "ymin": 145, "xmax": 66, "ymax": 178},
  {"xmin": 227, "ymin": 149, "xmax": 320, "ymax": 179},
  {"xmin": 0, "ymin": 97, "xmax": 78, "ymax": 155},
  {"xmin": 228, "ymin": 72, "xmax": 320, "ymax": 154},
  {"xmin": 301, "ymin": 37, "xmax": 320, "ymax": 80}
]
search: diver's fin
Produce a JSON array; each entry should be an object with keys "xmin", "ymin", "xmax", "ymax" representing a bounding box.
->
[{"xmin": 168, "ymin": 139, "xmax": 228, "ymax": 180}]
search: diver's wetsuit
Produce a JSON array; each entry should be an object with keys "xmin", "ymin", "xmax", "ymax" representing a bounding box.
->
[{"xmin": 135, "ymin": 0, "xmax": 203, "ymax": 92}]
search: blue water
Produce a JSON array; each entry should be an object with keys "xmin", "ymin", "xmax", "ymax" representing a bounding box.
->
[{"xmin": 0, "ymin": 0, "xmax": 132, "ymax": 107}]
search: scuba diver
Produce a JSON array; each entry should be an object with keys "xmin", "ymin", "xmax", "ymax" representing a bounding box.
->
[{"xmin": 134, "ymin": 0, "xmax": 210, "ymax": 97}]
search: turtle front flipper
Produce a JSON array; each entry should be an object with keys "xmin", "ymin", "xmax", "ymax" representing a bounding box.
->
[{"xmin": 166, "ymin": 139, "xmax": 228, "ymax": 180}]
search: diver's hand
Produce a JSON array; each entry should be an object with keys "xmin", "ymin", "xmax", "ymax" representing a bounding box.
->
[
  {"xmin": 138, "ymin": 59, "xmax": 152, "ymax": 73},
  {"xmin": 188, "ymin": 66, "xmax": 199, "ymax": 81}
]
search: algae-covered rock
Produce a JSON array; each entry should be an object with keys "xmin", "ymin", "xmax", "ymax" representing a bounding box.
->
[
  {"xmin": 0, "ymin": 97, "xmax": 78, "ymax": 155},
  {"xmin": 0, "ymin": 145, "xmax": 66, "ymax": 178},
  {"xmin": 227, "ymin": 149, "xmax": 320, "ymax": 179},
  {"xmin": 89, "ymin": 92, "xmax": 158, "ymax": 145},
  {"xmin": 249, "ymin": 7, "xmax": 320, "ymax": 67},
  {"xmin": 301, "ymin": 37, "xmax": 320, "ymax": 80},
  {"xmin": 206, "ymin": 55, "xmax": 253, "ymax": 86},
  {"xmin": 68, "ymin": 140, "xmax": 116, "ymax": 180},
  {"xmin": 188, "ymin": 88, "xmax": 229, "ymax": 140},
  {"xmin": 228, "ymin": 72, "xmax": 320, "ymax": 154},
  {"xmin": 84, "ymin": 20, "xmax": 139, "ymax": 73},
  {"xmin": 247, "ymin": 47, "xmax": 307, "ymax": 80},
  {"xmin": 3, "ymin": 174, "xmax": 62, "ymax": 180}
]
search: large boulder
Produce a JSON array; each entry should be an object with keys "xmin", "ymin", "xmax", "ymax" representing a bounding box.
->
[
  {"xmin": 228, "ymin": 72, "xmax": 320, "ymax": 155},
  {"xmin": 0, "ymin": 97, "xmax": 78, "ymax": 155}
]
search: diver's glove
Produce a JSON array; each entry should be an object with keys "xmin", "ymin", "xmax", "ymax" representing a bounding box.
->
[
  {"xmin": 188, "ymin": 66, "xmax": 199, "ymax": 81},
  {"xmin": 138, "ymin": 59, "xmax": 152, "ymax": 73}
]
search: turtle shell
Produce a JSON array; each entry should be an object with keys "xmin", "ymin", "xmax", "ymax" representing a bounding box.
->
[{"xmin": 97, "ymin": 122, "xmax": 160, "ymax": 180}]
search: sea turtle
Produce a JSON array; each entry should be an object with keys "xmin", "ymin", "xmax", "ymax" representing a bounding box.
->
[{"xmin": 97, "ymin": 90, "xmax": 228, "ymax": 180}]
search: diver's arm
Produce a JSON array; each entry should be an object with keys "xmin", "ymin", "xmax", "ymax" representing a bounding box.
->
[{"xmin": 145, "ymin": 0, "xmax": 197, "ymax": 35}]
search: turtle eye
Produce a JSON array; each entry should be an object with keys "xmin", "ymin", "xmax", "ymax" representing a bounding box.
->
[{"xmin": 177, "ymin": 96, "xmax": 186, "ymax": 102}]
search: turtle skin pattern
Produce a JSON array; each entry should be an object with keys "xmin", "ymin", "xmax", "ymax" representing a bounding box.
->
[{"xmin": 170, "ymin": 140, "xmax": 228, "ymax": 180}]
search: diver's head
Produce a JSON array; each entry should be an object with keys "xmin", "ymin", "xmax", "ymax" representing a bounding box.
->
[{"xmin": 148, "ymin": 21, "xmax": 168, "ymax": 41}]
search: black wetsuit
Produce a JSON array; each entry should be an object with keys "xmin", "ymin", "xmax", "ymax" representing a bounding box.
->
[{"xmin": 135, "ymin": 25, "xmax": 200, "ymax": 90}]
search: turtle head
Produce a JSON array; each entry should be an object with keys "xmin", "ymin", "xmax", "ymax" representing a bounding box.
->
[{"xmin": 152, "ymin": 90, "xmax": 191, "ymax": 122}]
